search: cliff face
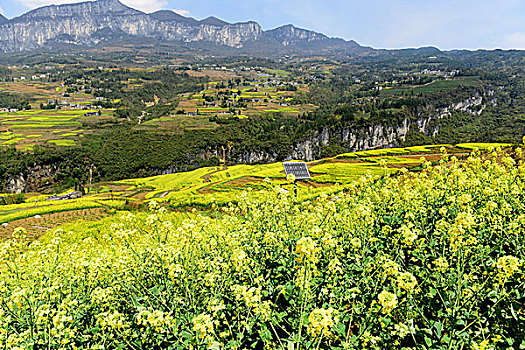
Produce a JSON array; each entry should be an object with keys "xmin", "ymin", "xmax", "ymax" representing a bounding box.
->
[
  {"xmin": 265, "ymin": 25, "xmax": 328, "ymax": 46},
  {"xmin": 0, "ymin": 0, "xmax": 263, "ymax": 51},
  {"xmin": 0, "ymin": 0, "xmax": 359, "ymax": 52},
  {"xmin": 284, "ymin": 94, "xmax": 486, "ymax": 162},
  {"xmin": 237, "ymin": 117, "xmax": 415, "ymax": 163},
  {"xmin": 5, "ymin": 164, "xmax": 61, "ymax": 194},
  {"xmin": 199, "ymin": 94, "xmax": 487, "ymax": 164}
]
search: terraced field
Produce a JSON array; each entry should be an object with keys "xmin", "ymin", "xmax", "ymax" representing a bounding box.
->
[
  {"xmin": 2, "ymin": 143, "xmax": 510, "ymax": 240},
  {"xmin": 0, "ymin": 109, "xmax": 114, "ymax": 149},
  {"xmin": 176, "ymin": 83, "xmax": 312, "ymax": 120}
]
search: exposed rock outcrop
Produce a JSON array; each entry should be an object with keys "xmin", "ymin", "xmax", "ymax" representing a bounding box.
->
[
  {"xmin": 0, "ymin": 0, "xmax": 359, "ymax": 53},
  {"xmin": 6, "ymin": 175, "xmax": 26, "ymax": 194},
  {"xmin": 197, "ymin": 94, "xmax": 488, "ymax": 164},
  {"xmin": 4, "ymin": 165, "xmax": 61, "ymax": 194}
]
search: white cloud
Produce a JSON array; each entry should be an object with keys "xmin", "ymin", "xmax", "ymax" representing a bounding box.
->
[
  {"xmin": 121, "ymin": 0, "xmax": 167, "ymax": 12},
  {"xmin": 15, "ymin": 0, "xmax": 168, "ymax": 13},
  {"xmin": 173, "ymin": 9, "xmax": 190, "ymax": 16},
  {"xmin": 0, "ymin": 6, "xmax": 4, "ymax": 16}
]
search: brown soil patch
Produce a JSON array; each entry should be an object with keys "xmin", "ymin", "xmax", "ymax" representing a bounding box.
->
[
  {"xmin": 325, "ymin": 158, "xmax": 365, "ymax": 164},
  {"xmin": 0, "ymin": 82, "xmax": 57, "ymax": 95},
  {"xmin": 201, "ymin": 168, "xmax": 225, "ymax": 183},
  {"xmin": 132, "ymin": 191, "xmax": 152, "ymax": 201},
  {"xmin": 197, "ymin": 176, "xmax": 263, "ymax": 195},
  {"xmin": 225, "ymin": 176, "xmax": 262, "ymax": 187},
  {"xmin": 186, "ymin": 70, "xmax": 240, "ymax": 79},
  {"xmin": 0, "ymin": 208, "xmax": 108, "ymax": 241},
  {"xmin": 106, "ymin": 184, "xmax": 133, "ymax": 192},
  {"xmin": 197, "ymin": 183, "xmax": 219, "ymax": 195},
  {"xmin": 297, "ymin": 180, "xmax": 333, "ymax": 188},
  {"xmin": 387, "ymin": 163, "xmax": 420, "ymax": 169}
]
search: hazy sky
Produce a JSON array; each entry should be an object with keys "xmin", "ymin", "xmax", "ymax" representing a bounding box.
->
[{"xmin": 1, "ymin": 0, "xmax": 525, "ymax": 50}]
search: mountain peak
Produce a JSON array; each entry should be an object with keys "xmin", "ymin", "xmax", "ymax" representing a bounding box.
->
[
  {"xmin": 0, "ymin": 14, "xmax": 7, "ymax": 24},
  {"xmin": 149, "ymin": 10, "xmax": 199, "ymax": 25},
  {"xmin": 17, "ymin": 0, "xmax": 140, "ymax": 20},
  {"xmin": 95, "ymin": 0, "xmax": 129, "ymax": 6},
  {"xmin": 200, "ymin": 16, "xmax": 229, "ymax": 26},
  {"xmin": 92, "ymin": 0, "xmax": 124, "ymax": 4}
]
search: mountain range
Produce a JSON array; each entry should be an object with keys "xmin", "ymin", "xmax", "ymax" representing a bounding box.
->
[{"xmin": 0, "ymin": 0, "xmax": 364, "ymax": 55}]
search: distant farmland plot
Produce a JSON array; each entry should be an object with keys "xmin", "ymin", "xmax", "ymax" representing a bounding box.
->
[{"xmin": 0, "ymin": 109, "xmax": 112, "ymax": 148}]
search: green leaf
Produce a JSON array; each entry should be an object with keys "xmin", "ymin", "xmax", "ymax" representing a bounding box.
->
[
  {"xmin": 433, "ymin": 321, "xmax": 442, "ymax": 339},
  {"xmin": 424, "ymin": 335, "xmax": 432, "ymax": 347}
]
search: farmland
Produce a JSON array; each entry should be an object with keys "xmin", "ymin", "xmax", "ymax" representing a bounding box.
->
[
  {"xmin": 0, "ymin": 143, "xmax": 508, "ymax": 239},
  {"xmin": 177, "ymin": 82, "xmax": 310, "ymax": 119},
  {"xmin": 0, "ymin": 142, "xmax": 523, "ymax": 349},
  {"xmin": 0, "ymin": 109, "xmax": 114, "ymax": 149},
  {"xmin": 0, "ymin": 66, "xmax": 315, "ymax": 149}
]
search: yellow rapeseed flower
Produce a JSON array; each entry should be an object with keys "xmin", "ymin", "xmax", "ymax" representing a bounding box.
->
[
  {"xmin": 378, "ymin": 291, "xmax": 398, "ymax": 315},
  {"xmin": 396, "ymin": 272, "xmax": 417, "ymax": 293},
  {"xmin": 307, "ymin": 308, "xmax": 339, "ymax": 338},
  {"xmin": 295, "ymin": 236, "xmax": 319, "ymax": 263},
  {"xmin": 495, "ymin": 255, "xmax": 521, "ymax": 283}
]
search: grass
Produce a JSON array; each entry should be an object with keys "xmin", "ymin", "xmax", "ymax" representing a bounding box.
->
[
  {"xmin": 456, "ymin": 143, "xmax": 513, "ymax": 150},
  {"xmin": 47, "ymin": 139, "xmax": 76, "ymax": 146}
]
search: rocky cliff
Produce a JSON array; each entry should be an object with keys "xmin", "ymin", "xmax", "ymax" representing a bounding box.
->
[
  {"xmin": 0, "ymin": 0, "xmax": 360, "ymax": 53},
  {"xmin": 235, "ymin": 117, "xmax": 415, "ymax": 163},
  {"xmin": 198, "ymin": 94, "xmax": 487, "ymax": 164},
  {"xmin": 283, "ymin": 94, "xmax": 486, "ymax": 162},
  {"xmin": 0, "ymin": 0, "xmax": 262, "ymax": 51},
  {"xmin": 5, "ymin": 165, "xmax": 61, "ymax": 194},
  {"xmin": 265, "ymin": 25, "xmax": 329, "ymax": 46}
]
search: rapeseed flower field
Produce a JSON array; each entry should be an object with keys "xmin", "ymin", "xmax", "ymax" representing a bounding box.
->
[{"xmin": 0, "ymin": 143, "xmax": 524, "ymax": 349}]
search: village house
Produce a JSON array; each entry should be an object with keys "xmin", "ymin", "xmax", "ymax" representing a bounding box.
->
[{"xmin": 84, "ymin": 111, "xmax": 101, "ymax": 117}]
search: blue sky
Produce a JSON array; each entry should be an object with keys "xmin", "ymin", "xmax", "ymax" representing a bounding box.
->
[{"xmin": 1, "ymin": 0, "xmax": 525, "ymax": 50}]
